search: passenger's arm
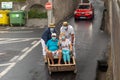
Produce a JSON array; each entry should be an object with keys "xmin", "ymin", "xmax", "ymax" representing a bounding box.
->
[
  {"xmin": 46, "ymin": 41, "xmax": 50, "ymax": 53},
  {"xmin": 45, "ymin": 46, "xmax": 48, "ymax": 52},
  {"xmin": 42, "ymin": 29, "xmax": 49, "ymax": 44},
  {"xmin": 69, "ymin": 44, "xmax": 73, "ymax": 52},
  {"xmin": 70, "ymin": 25, "xmax": 75, "ymax": 44},
  {"xmin": 71, "ymin": 34, "xmax": 74, "ymax": 44},
  {"xmin": 58, "ymin": 42, "xmax": 62, "ymax": 50}
]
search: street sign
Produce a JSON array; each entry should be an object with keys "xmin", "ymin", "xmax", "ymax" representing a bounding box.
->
[
  {"xmin": 1, "ymin": 2, "xmax": 13, "ymax": 9},
  {"xmin": 45, "ymin": 2, "xmax": 52, "ymax": 10}
]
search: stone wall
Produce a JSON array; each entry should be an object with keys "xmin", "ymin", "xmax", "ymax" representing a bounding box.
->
[
  {"xmin": 25, "ymin": 0, "xmax": 47, "ymax": 10},
  {"xmin": 25, "ymin": 0, "xmax": 80, "ymax": 24},
  {"xmin": 53, "ymin": 0, "xmax": 80, "ymax": 24},
  {"xmin": 103, "ymin": 0, "xmax": 120, "ymax": 80},
  {"xmin": 111, "ymin": 1, "xmax": 120, "ymax": 80},
  {"xmin": 103, "ymin": 0, "xmax": 111, "ymax": 34}
]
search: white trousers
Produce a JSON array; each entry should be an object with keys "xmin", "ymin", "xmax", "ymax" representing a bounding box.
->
[{"xmin": 41, "ymin": 39, "xmax": 46, "ymax": 56}]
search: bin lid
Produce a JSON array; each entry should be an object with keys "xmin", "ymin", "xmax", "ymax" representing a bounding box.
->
[
  {"xmin": 9, "ymin": 10, "xmax": 25, "ymax": 14},
  {"xmin": 0, "ymin": 10, "xmax": 10, "ymax": 13}
]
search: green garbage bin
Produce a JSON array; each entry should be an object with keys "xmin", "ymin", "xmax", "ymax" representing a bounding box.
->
[{"xmin": 9, "ymin": 11, "xmax": 26, "ymax": 26}]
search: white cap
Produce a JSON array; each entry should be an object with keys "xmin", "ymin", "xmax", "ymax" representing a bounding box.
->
[{"xmin": 51, "ymin": 33, "xmax": 56, "ymax": 36}]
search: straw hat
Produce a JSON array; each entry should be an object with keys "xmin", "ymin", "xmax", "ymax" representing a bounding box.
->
[
  {"xmin": 62, "ymin": 21, "xmax": 68, "ymax": 26},
  {"xmin": 49, "ymin": 23, "xmax": 55, "ymax": 28}
]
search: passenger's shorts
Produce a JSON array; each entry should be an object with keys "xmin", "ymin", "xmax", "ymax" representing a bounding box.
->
[{"xmin": 51, "ymin": 50, "xmax": 59, "ymax": 58}]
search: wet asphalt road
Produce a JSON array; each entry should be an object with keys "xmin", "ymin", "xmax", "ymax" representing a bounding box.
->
[{"xmin": 0, "ymin": 0, "xmax": 110, "ymax": 80}]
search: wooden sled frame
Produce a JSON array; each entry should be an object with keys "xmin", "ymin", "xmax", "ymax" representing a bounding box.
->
[{"xmin": 47, "ymin": 56, "xmax": 77, "ymax": 75}]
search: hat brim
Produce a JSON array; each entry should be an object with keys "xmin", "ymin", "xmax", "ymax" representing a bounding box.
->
[
  {"xmin": 52, "ymin": 34, "xmax": 56, "ymax": 36},
  {"xmin": 63, "ymin": 24, "xmax": 68, "ymax": 26},
  {"xmin": 63, "ymin": 23, "xmax": 68, "ymax": 26},
  {"xmin": 49, "ymin": 26, "xmax": 55, "ymax": 28}
]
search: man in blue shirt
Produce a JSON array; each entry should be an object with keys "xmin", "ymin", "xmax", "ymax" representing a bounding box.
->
[
  {"xmin": 46, "ymin": 33, "xmax": 62, "ymax": 64},
  {"xmin": 41, "ymin": 23, "xmax": 56, "ymax": 63}
]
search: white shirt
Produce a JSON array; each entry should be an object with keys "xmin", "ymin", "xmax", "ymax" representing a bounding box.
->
[
  {"xmin": 60, "ymin": 39, "xmax": 71, "ymax": 50},
  {"xmin": 60, "ymin": 25, "xmax": 74, "ymax": 41}
]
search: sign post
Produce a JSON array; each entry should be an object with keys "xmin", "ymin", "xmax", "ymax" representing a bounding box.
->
[{"xmin": 45, "ymin": 0, "xmax": 53, "ymax": 26}]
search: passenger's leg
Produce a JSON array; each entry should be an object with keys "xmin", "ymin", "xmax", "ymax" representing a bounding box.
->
[
  {"xmin": 47, "ymin": 51, "xmax": 54, "ymax": 64},
  {"xmin": 62, "ymin": 50, "xmax": 67, "ymax": 64},
  {"xmin": 58, "ymin": 50, "xmax": 62, "ymax": 64},
  {"xmin": 66, "ymin": 50, "xmax": 70, "ymax": 64}
]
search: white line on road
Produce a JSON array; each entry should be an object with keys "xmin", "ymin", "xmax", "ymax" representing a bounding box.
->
[
  {"xmin": 18, "ymin": 40, "xmax": 41, "ymax": 61},
  {"xmin": 0, "ymin": 31, "xmax": 33, "ymax": 33},
  {"xmin": 21, "ymin": 47, "xmax": 29, "ymax": 52},
  {"xmin": 0, "ymin": 38, "xmax": 39, "ymax": 44},
  {"xmin": 0, "ymin": 31, "xmax": 8, "ymax": 33},
  {"xmin": 0, "ymin": 40, "xmax": 41, "ymax": 79},
  {"xmin": 0, "ymin": 38, "xmax": 40, "ymax": 39},
  {"xmin": 0, "ymin": 53, "xmax": 6, "ymax": 56},
  {"xmin": 31, "ymin": 41, "xmax": 37, "ymax": 45},
  {"xmin": 0, "ymin": 63, "xmax": 16, "ymax": 78},
  {"xmin": 7, "ymin": 39, "xmax": 18, "ymax": 41},
  {"xmin": 0, "ymin": 63, "xmax": 12, "ymax": 67},
  {"xmin": 0, "ymin": 39, "xmax": 30, "ymax": 44},
  {"xmin": 9, "ymin": 56, "xmax": 19, "ymax": 62},
  {"xmin": 0, "ymin": 39, "xmax": 4, "ymax": 41}
]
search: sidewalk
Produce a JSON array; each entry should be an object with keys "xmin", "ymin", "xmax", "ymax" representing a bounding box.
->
[{"xmin": 0, "ymin": 19, "xmax": 47, "ymax": 31}]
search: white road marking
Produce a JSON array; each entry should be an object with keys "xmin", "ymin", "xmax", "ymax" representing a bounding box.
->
[
  {"xmin": 0, "ymin": 38, "xmax": 40, "ymax": 44},
  {"xmin": 8, "ymin": 39, "xmax": 18, "ymax": 41},
  {"xmin": 0, "ymin": 31, "xmax": 33, "ymax": 33},
  {"xmin": 0, "ymin": 39, "xmax": 30, "ymax": 44},
  {"xmin": 0, "ymin": 63, "xmax": 12, "ymax": 67},
  {"xmin": 21, "ymin": 47, "xmax": 29, "ymax": 52},
  {"xmin": 0, "ymin": 40, "xmax": 41, "ymax": 79},
  {"xmin": 0, "ymin": 39, "xmax": 4, "ymax": 41},
  {"xmin": 18, "ymin": 40, "xmax": 41, "ymax": 61},
  {"xmin": 0, "ymin": 31, "xmax": 8, "ymax": 33},
  {"xmin": 9, "ymin": 56, "xmax": 19, "ymax": 62},
  {"xmin": 31, "ymin": 41, "xmax": 37, "ymax": 45},
  {"xmin": 0, "ymin": 63, "xmax": 16, "ymax": 78},
  {"xmin": 0, "ymin": 38, "xmax": 40, "ymax": 40},
  {"xmin": 0, "ymin": 53, "xmax": 6, "ymax": 56}
]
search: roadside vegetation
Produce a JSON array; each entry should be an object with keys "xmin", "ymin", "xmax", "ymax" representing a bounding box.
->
[
  {"xmin": 28, "ymin": 5, "xmax": 47, "ymax": 19},
  {"xmin": 28, "ymin": 9, "xmax": 47, "ymax": 19}
]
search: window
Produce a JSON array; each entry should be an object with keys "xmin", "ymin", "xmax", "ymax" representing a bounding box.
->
[{"xmin": 78, "ymin": 5, "xmax": 90, "ymax": 9}]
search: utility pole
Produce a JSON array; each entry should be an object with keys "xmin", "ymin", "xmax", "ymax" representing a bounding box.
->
[
  {"xmin": 81, "ymin": 0, "xmax": 83, "ymax": 3},
  {"xmin": 47, "ymin": 0, "xmax": 53, "ymax": 26}
]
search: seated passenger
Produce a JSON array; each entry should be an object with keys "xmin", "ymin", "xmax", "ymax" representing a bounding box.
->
[
  {"xmin": 59, "ymin": 33, "xmax": 72, "ymax": 64},
  {"xmin": 46, "ymin": 33, "xmax": 62, "ymax": 64}
]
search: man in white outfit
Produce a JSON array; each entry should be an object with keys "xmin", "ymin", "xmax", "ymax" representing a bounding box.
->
[
  {"xmin": 60, "ymin": 21, "xmax": 76, "ymax": 57},
  {"xmin": 41, "ymin": 23, "xmax": 56, "ymax": 63}
]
